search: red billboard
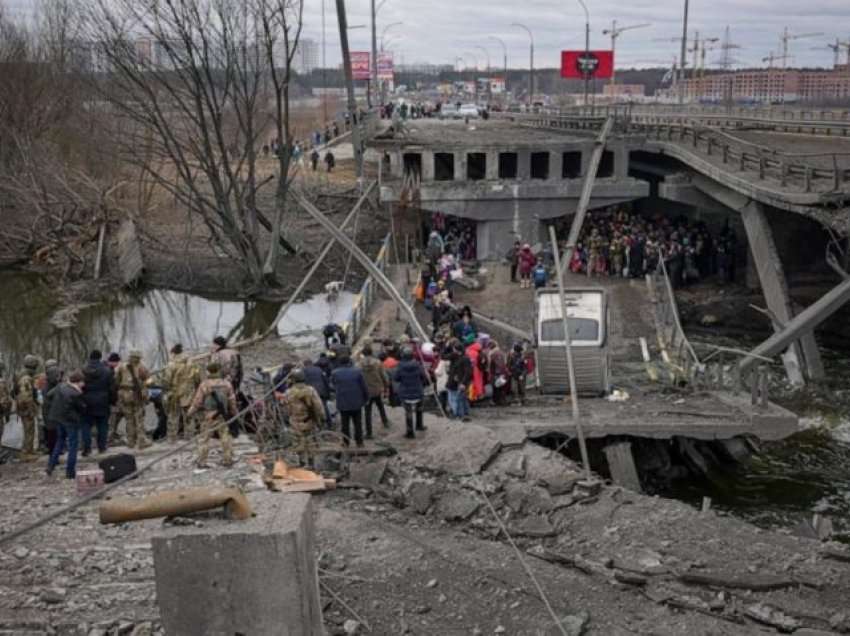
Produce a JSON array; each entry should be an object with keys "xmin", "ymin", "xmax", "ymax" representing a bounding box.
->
[
  {"xmin": 351, "ymin": 51, "xmax": 371, "ymax": 80},
  {"xmin": 560, "ymin": 50, "xmax": 614, "ymax": 79}
]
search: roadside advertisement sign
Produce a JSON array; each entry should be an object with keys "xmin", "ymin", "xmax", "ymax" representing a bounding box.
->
[
  {"xmin": 377, "ymin": 52, "xmax": 394, "ymax": 80},
  {"xmin": 351, "ymin": 51, "xmax": 371, "ymax": 80},
  {"xmin": 560, "ymin": 50, "xmax": 614, "ymax": 79}
]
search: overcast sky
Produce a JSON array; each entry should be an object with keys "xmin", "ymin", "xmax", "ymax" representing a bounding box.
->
[
  {"xmin": 5, "ymin": 0, "xmax": 848, "ymax": 70},
  {"xmin": 301, "ymin": 0, "xmax": 849, "ymax": 70}
]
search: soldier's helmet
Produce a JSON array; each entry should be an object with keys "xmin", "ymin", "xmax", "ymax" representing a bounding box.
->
[
  {"xmin": 45, "ymin": 359, "xmax": 58, "ymax": 369},
  {"xmin": 289, "ymin": 368, "xmax": 306, "ymax": 384},
  {"xmin": 23, "ymin": 354, "xmax": 39, "ymax": 369},
  {"xmin": 129, "ymin": 349, "xmax": 143, "ymax": 360},
  {"xmin": 207, "ymin": 361, "xmax": 221, "ymax": 374}
]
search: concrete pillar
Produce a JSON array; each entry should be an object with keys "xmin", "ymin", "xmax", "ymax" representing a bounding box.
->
[
  {"xmin": 517, "ymin": 150, "xmax": 531, "ymax": 180},
  {"xmin": 389, "ymin": 151, "xmax": 403, "ymax": 178},
  {"xmin": 740, "ymin": 200, "xmax": 823, "ymax": 383},
  {"xmin": 603, "ymin": 442, "xmax": 642, "ymax": 492},
  {"xmin": 486, "ymin": 150, "xmax": 499, "ymax": 180},
  {"xmin": 549, "ymin": 151, "xmax": 563, "ymax": 181},
  {"xmin": 454, "ymin": 152, "xmax": 465, "ymax": 182},
  {"xmin": 615, "ymin": 146, "xmax": 629, "ymax": 179},
  {"xmin": 579, "ymin": 143, "xmax": 593, "ymax": 177},
  {"xmin": 422, "ymin": 150, "xmax": 435, "ymax": 181},
  {"xmin": 152, "ymin": 493, "xmax": 323, "ymax": 636}
]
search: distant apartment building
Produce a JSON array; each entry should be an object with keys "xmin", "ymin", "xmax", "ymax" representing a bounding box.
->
[
  {"xmin": 603, "ymin": 84, "xmax": 646, "ymax": 98},
  {"xmin": 296, "ymin": 38, "xmax": 319, "ymax": 74},
  {"xmin": 659, "ymin": 64, "xmax": 850, "ymax": 103}
]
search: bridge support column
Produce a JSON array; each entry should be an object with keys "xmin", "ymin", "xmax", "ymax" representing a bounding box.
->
[
  {"xmin": 421, "ymin": 150, "xmax": 435, "ymax": 181},
  {"xmin": 740, "ymin": 200, "xmax": 824, "ymax": 384}
]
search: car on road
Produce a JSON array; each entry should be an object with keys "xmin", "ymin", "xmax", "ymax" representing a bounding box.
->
[
  {"xmin": 439, "ymin": 103, "xmax": 460, "ymax": 119},
  {"xmin": 459, "ymin": 103, "xmax": 480, "ymax": 118}
]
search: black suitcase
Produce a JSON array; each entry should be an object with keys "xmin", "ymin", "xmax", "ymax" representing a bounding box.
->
[{"xmin": 98, "ymin": 453, "xmax": 137, "ymax": 483}]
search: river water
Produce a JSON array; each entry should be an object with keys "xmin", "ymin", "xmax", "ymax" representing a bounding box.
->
[{"xmin": 0, "ymin": 270, "xmax": 355, "ymax": 372}]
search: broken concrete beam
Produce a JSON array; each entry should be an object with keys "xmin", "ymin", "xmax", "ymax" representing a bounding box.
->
[
  {"xmin": 679, "ymin": 571, "xmax": 798, "ymax": 591},
  {"xmin": 602, "ymin": 442, "xmax": 642, "ymax": 492},
  {"xmin": 152, "ymin": 492, "xmax": 323, "ymax": 636},
  {"xmin": 411, "ymin": 422, "xmax": 501, "ymax": 476},
  {"xmin": 99, "ymin": 487, "xmax": 252, "ymax": 524}
]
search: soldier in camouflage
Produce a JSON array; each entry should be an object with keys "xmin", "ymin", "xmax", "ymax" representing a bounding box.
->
[
  {"xmin": 211, "ymin": 336, "xmax": 243, "ymax": 390},
  {"xmin": 0, "ymin": 360, "xmax": 11, "ymax": 447},
  {"xmin": 161, "ymin": 344, "xmax": 201, "ymax": 443},
  {"xmin": 281, "ymin": 368, "xmax": 325, "ymax": 468},
  {"xmin": 188, "ymin": 361, "xmax": 237, "ymax": 467},
  {"xmin": 115, "ymin": 350, "xmax": 151, "ymax": 450},
  {"xmin": 15, "ymin": 355, "xmax": 40, "ymax": 459}
]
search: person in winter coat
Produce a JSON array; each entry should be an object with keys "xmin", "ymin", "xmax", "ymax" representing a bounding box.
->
[
  {"xmin": 446, "ymin": 345, "xmax": 473, "ymax": 420},
  {"xmin": 41, "ymin": 359, "xmax": 64, "ymax": 454},
  {"xmin": 507, "ymin": 343, "xmax": 529, "ymax": 405},
  {"xmin": 506, "ymin": 240, "xmax": 521, "ymax": 282},
  {"xmin": 532, "ymin": 258, "xmax": 548, "ymax": 289},
  {"xmin": 488, "ymin": 341, "xmax": 509, "ymax": 406},
  {"xmin": 464, "ymin": 341, "xmax": 486, "ymax": 402},
  {"xmin": 357, "ymin": 345, "xmax": 390, "ymax": 439},
  {"xmin": 393, "ymin": 347, "xmax": 428, "ymax": 438},
  {"xmin": 331, "ymin": 355, "xmax": 369, "ymax": 447},
  {"xmin": 46, "ymin": 371, "xmax": 87, "ymax": 479},
  {"xmin": 518, "ymin": 244, "xmax": 536, "ymax": 288},
  {"xmin": 303, "ymin": 359, "xmax": 333, "ymax": 429},
  {"xmin": 81, "ymin": 350, "xmax": 114, "ymax": 455}
]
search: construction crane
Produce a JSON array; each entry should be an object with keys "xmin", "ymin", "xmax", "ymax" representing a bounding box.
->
[
  {"xmin": 780, "ymin": 27, "xmax": 824, "ymax": 71},
  {"xmin": 812, "ymin": 38, "xmax": 850, "ymax": 67},
  {"xmin": 602, "ymin": 20, "xmax": 651, "ymax": 87},
  {"xmin": 762, "ymin": 51, "xmax": 790, "ymax": 69}
]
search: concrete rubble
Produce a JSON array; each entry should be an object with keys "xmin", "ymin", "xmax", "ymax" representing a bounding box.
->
[{"xmin": 1, "ymin": 416, "xmax": 850, "ymax": 634}]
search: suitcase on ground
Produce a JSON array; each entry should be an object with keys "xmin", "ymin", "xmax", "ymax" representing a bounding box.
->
[
  {"xmin": 76, "ymin": 469, "xmax": 105, "ymax": 496},
  {"xmin": 98, "ymin": 453, "xmax": 137, "ymax": 483}
]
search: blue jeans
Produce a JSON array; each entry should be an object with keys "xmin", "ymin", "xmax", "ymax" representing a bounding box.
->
[
  {"xmin": 448, "ymin": 389, "xmax": 470, "ymax": 419},
  {"xmin": 49, "ymin": 424, "xmax": 79, "ymax": 478},
  {"xmin": 81, "ymin": 414, "xmax": 109, "ymax": 453}
]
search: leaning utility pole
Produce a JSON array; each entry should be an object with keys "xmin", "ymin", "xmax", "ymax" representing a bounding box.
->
[
  {"xmin": 336, "ymin": 0, "xmax": 363, "ymax": 178},
  {"xmin": 370, "ymin": 0, "xmax": 378, "ymax": 107},
  {"xmin": 678, "ymin": 0, "xmax": 689, "ymax": 104}
]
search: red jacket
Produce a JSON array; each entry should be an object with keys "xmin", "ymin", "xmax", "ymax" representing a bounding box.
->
[{"xmin": 518, "ymin": 249, "xmax": 536, "ymax": 275}]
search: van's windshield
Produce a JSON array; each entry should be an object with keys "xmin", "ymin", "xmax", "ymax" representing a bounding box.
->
[{"xmin": 540, "ymin": 318, "xmax": 599, "ymax": 342}]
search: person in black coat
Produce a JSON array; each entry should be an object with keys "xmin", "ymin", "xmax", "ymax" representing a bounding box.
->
[
  {"xmin": 330, "ymin": 355, "xmax": 369, "ymax": 447},
  {"xmin": 393, "ymin": 347, "xmax": 429, "ymax": 438},
  {"xmin": 41, "ymin": 359, "xmax": 64, "ymax": 454},
  {"xmin": 47, "ymin": 371, "xmax": 87, "ymax": 479},
  {"xmin": 81, "ymin": 350, "xmax": 114, "ymax": 455},
  {"xmin": 303, "ymin": 359, "xmax": 333, "ymax": 429}
]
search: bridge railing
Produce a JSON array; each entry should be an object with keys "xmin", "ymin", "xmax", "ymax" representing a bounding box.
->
[
  {"xmin": 646, "ymin": 257, "xmax": 700, "ymax": 384},
  {"xmin": 341, "ymin": 233, "xmax": 392, "ymax": 345},
  {"xmin": 632, "ymin": 120, "xmax": 850, "ymax": 193},
  {"xmin": 511, "ymin": 111, "xmax": 850, "ymax": 194}
]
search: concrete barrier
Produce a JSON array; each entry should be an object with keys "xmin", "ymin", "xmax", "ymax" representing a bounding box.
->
[{"xmin": 152, "ymin": 492, "xmax": 323, "ymax": 635}]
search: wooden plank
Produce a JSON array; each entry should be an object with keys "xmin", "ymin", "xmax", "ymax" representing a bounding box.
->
[
  {"xmin": 116, "ymin": 220, "xmax": 144, "ymax": 287},
  {"xmin": 603, "ymin": 441, "xmax": 641, "ymax": 492},
  {"xmin": 94, "ymin": 223, "xmax": 106, "ymax": 280}
]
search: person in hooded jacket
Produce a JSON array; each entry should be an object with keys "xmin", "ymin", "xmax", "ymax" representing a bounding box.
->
[
  {"xmin": 41, "ymin": 359, "xmax": 64, "ymax": 454},
  {"xmin": 518, "ymin": 244, "xmax": 536, "ymax": 288},
  {"xmin": 81, "ymin": 350, "xmax": 114, "ymax": 455},
  {"xmin": 393, "ymin": 347, "xmax": 428, "ymax": 439}
]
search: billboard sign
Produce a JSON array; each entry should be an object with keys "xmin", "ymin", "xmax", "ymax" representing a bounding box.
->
[
  {"xmin": 377, "ymin": 52, "xmax": 394, "ymax": 80},
  {"xmin": 560, "ymin": 50, "xmax": 614, "ymax": 79},
  {"xmin": 351, "ymin": 51, "xmax": 371, "ymax": 80}
]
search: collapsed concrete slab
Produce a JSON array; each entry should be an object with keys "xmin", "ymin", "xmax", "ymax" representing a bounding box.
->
[
  {"xmin": 408, "ymin": 421, "xmax": 502, "ymax": 476},
  {"xmin": 151, "ymin": 492, "xmax": 322, "ymax": 636}
]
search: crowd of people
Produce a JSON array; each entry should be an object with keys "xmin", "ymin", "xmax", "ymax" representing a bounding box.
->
[
  {"xmin": 552, "ymin": 208, "xmax": 738, "ymax": 287},
  {"xmin": 0, "ymin": 337, "xmax": 247, "ymax": 479}
]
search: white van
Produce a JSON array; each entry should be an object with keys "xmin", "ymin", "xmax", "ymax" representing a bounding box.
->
[{"xmin": 534, "ymin": 288, "xmax": 610, "ymax": 395}]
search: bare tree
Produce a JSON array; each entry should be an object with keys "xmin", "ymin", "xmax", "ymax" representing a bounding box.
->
[{"xmin": 87, "ymin": 0, "xmax": 304, "ymax": 289}]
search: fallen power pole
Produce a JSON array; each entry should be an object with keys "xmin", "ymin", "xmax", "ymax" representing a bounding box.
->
[
  {"xmin": 739, "ymin": 277, "xmax": 850, "ymax": 377},
  {"xmin": 548, "ymin": 224, "xmax": 591, "ymax": 482},
  {"xmin": 559, "ymin": 116, "xmax": 614, "ymax": 277},
  {"xmin": 292, "ymin": 189, "xmax": 431, "ymax": 343},
  {"xmin": 261, "ymin": 181, "xmax": 376, "ymax": 338}
]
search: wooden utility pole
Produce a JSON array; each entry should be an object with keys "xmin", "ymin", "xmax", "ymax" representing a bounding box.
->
[
  {"xmin": 335, "ymin": 0, "xmax": 363, "ymax": 178},
  {"xmin": 548, "ymin": 225, "xmax": 591, "ymax": 481}
]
